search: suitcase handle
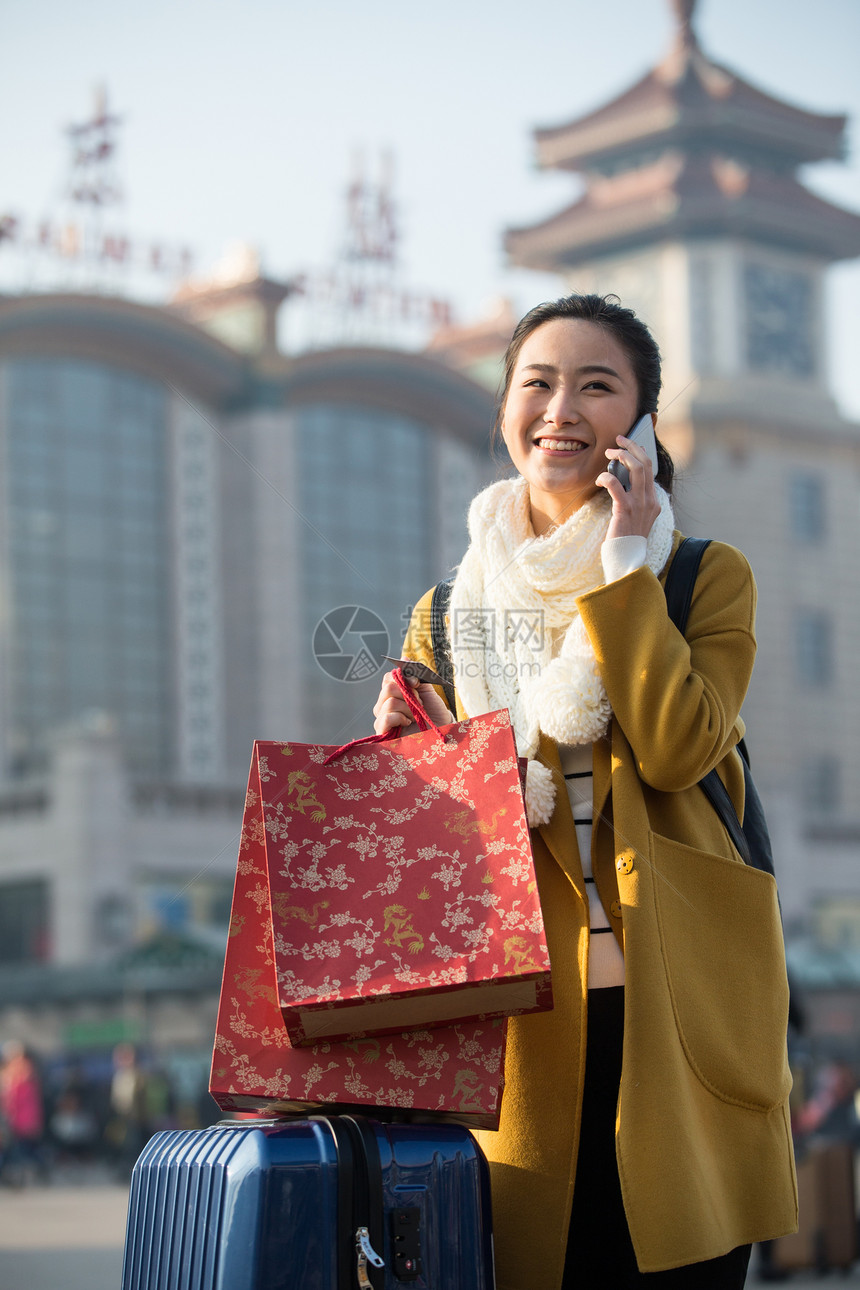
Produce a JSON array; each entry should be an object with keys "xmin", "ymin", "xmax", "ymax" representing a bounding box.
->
[{"xmin": 324, "ymin": 667, "xmax": 447, "ymax": 764}]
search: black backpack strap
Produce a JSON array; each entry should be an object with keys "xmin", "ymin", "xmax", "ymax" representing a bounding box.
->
[
  {"xmin": 429, "ymin": 576, "xmax": 457, "ymax": 715},
  {"xmin": 698, "ymin": 767, "xmax": 753, "ymax": 867},
  {"xmin": 663, "ymin": 538, "xmax": 774, "ymax": 877},
  {"xmin": 663, "ymin": 537, "xmax": 711, "ymax": 634},
  {"xmin": 734, "ymin": 757, "xmax": 774, "ymax": 875}
]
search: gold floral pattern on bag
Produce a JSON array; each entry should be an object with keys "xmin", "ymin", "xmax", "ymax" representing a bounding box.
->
[{"xmin": 209, "ymin": 742, "xmax": 512, "ymax": 1128}]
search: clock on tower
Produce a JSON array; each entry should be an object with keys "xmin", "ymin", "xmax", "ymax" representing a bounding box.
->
[{"xmin": 743, "ymin": 262, "xmax": 815, "ymax": 378}]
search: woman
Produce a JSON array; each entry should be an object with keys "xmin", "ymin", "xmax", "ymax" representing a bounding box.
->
[{"xmin": 373, "ymin": 294, "xmax": 796, "ymax": 1288}]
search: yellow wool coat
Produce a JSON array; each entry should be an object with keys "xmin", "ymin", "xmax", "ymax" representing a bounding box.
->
[{"xmin": 402, "ymin": 533, "xmax": 797, "ymax": 1288}]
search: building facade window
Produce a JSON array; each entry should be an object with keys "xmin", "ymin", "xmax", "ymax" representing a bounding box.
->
[
  {"xmin": 803, "ymin": 754, "xmax": 841, "ymax": 816},
  {"xmin": 4, "ymin": 359, "xmax": 172, "ymax": 777},
  {"xmin": 795, "ymin": 609, "xmax": 833, "ymax": 687},
  {"xmin": 789, "ymin": 473, "xmax": 826, "ymax": 543},
  {"xmin": 296, "ymin": 403, "xmax": 437, "ymax": 742},
  {"xmin": 0, "ymin": 880, "xmax": 49, "ymax": 963}
]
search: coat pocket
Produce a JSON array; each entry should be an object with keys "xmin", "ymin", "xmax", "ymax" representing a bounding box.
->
[{"xmin": 649, "ymin": 833, "xmax": 792, "ymax": 1112}]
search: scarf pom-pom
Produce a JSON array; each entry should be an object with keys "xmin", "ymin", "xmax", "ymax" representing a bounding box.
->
[
  {"xmin": 531, "ymin": 653, "xmax": 612, "ymax": 746},
  {"xmin": 524, "ymin": 758, "xmax": 556, "ymax": 827}
]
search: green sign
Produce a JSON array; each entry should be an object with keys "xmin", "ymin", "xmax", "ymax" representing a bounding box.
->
[{"xmin": 63, "ymin": 1016, "xmax": 142, "ymax": 1049}]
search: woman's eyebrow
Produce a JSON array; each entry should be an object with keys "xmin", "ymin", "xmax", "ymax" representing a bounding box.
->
[{"xmin": 521, "ymin": 362, "xmax": 622, "ymax": 378}]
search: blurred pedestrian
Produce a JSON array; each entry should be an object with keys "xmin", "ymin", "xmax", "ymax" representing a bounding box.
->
[
  {"xmin": 143, "ymin": 1062, "xmax": 175, "ymax": 1132},
  {"xmin": 106, "ymin": 1042, "xmax": 151, "ymax": 1178},
  {"xmin": 49, "ymin": 1062, "xmax": 100, "ymax": 1166},
  {"xmin": 794, "ymin": 1060, "xmax": 860, "ymax": 1146},
  {"xmin": 0, "ymin": 1040, "xmax": 46, "ymax": 1185}
]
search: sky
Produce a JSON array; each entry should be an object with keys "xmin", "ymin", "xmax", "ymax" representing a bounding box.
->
[{"xmin": 2, "ymin": 0, "xmax": 860, "ymax": 415}]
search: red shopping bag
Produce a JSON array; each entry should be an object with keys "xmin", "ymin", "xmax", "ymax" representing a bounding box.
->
[
  {"xmin": 209, "ymin": 740, "xmax": 507, "ymax": 1128},
  {"xmin": 255, "ymin": 670, "xmax": 551, "ymax": 1046}
]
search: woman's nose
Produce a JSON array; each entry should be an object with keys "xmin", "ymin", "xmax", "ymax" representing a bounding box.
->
[{"xmin": 544, "ymin": 389, "xmax": 579, "ymax": 426}]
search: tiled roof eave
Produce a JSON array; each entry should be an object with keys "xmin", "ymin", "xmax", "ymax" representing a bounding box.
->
[
  {"xmin": 506, "ymin": 193, "xmax": 860, "ymax": 269},
  {"xmin": 536, "ymin": 108, "xmax": 845, "ymax": 173},
  {"xmin": 533, "ymin": 59, "xmax": 845, "ymax": 173},
  {"xmin": 536, "ymin": 105, "xmax": 679, "ymax": 169}
]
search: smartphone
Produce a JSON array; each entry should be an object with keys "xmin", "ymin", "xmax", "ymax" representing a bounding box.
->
[{"xmin": 607, "ymin": 413, "xmax": 658, "ymax": 491}]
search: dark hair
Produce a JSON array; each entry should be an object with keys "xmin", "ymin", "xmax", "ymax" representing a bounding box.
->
[{"xmin": 495, "ymin": 293, "xmax": 674, "ymax": 493}]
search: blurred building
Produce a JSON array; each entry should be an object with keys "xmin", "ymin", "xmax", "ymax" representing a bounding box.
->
[
  {"xmin": 3, "ymin": 0, "xmax": 860, "ymax": 1072},
  {"xmin": 0, "ymin": 270, "xmax": 495, "ymax": 1037},
  {"xmin": 500, "ymin": 0, "xmax": 860, "ymax": 1053},
  {"xmin": 426, "ymin": 297, "xmax": 518, "ymax": 392}
]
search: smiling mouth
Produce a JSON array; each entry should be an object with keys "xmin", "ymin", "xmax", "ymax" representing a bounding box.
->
[{"xmin": 534, "ymin": 437, "xmax": 587, "ymax": 453}]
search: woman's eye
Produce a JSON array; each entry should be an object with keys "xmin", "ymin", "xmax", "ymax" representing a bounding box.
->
[
  {"xmin": 583, "ymin": 380, "xmax": 610, "ymax": 392},
  {"xmin": 524, "ymin": 378, "xmax": 549, "ymax": 389}
]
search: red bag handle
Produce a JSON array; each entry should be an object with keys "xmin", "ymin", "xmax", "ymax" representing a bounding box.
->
[{"xmin": 323, "ymin": 667, "xmax": 447, "ymax": 764}]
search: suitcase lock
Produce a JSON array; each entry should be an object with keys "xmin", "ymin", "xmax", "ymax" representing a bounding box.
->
[{"xmin": 356, "ymin": 1226, "xmax": 385, "ymax": 1288}]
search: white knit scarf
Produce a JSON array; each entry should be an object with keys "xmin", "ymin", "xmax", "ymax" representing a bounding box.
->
[{"xmin": 449, "ymin": 476, "xmax": 675, "ymax": 826}]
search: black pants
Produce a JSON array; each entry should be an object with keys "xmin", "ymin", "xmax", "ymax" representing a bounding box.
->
[{"xmin": 562, "ymin": 987, "xmax": 751, "ymax": 1289}]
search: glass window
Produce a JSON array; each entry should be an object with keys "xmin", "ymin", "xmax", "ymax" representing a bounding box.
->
[
  {"xmin": 789, "ymin": 473, "xmax": 825, "ymax": 543},
  {"xmin": 0, "ymin": 880, "xmax": 49, "ymax": 964},
  {"xmin": 5, "ymin": 358, "xmax": 172, "ymax": 777},
  {"xmin": 295, "ymin": 403, "xmax": 437, "ymax": 741},
  {"xmin": 795, "ymin": 609, "xmax": 833, "ymax": 687},
  {"xmin": 803, "ymin": 755, "xmax": 840, "ymax": 815}
]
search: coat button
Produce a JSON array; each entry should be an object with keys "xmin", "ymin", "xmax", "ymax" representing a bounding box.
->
[
  {"xmin": 616, "ymin": 853, "xmax": 634, "ymax": 876},
  {"xmin": 610, "ymin": 900, "xmax": 622, "ymax": 919}
]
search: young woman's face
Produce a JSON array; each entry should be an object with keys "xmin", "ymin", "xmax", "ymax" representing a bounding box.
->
[{"xmin": 501, "ymin": 318, "xmax": 641, "ymax": 531}]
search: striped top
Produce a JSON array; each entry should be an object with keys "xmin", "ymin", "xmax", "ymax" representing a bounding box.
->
[
  {"xmin": 558, "ymin": 742, "xmax": 625, "ymax": 990},
  {"xmin": 551, "ymin": 534, "xmax": 646, "ymax": 989}
]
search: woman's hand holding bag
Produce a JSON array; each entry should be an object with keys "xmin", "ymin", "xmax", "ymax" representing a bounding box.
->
[{"xmin": 373, "ymin": 666, "xmax": 454, "ymax": 735}]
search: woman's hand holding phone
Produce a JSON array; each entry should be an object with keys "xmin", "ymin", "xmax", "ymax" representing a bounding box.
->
[{"xmin": 598, "ymin": 413, "xmax": 661, "ymax": 541}]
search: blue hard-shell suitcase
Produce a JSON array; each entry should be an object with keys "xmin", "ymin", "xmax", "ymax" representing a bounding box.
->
[{"xmin": 122, "ymin": 1115, "xmax": 496, "ymax": 1289}]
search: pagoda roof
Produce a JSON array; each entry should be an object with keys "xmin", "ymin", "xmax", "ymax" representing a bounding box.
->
[
  {"xmin": 506, "ymin": 152, "xmax": 860, "ymax": 269},
  {"xmin": 534, "ymin": 35, "xmax": 847, "ymax": 174},
  {"xmin": 507, "ymin": 1, "xmax": 860, "ymax": 270}
]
